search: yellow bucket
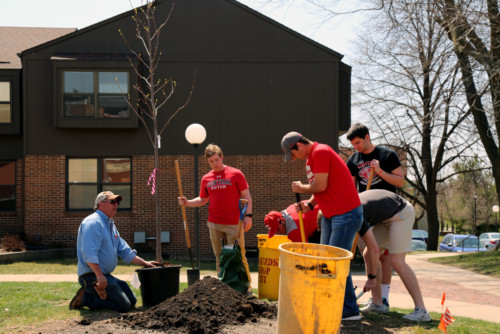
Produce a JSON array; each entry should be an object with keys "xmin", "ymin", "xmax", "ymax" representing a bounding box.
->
[
  {"xmin": 277, "ymin": 243, "xmax": 353, "ymax": 334},
  {"xmin": 257, "ymin": 234, "xmax": 291, "ymax": 300}
]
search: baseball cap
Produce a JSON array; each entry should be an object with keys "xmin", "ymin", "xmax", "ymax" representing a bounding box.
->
[
  {"xmin": 94, "ymin": 191, "xmax": 122, "ymax": 210},
  {"xmin": 281, "ymin": 131, "xmax": 302, "ymax": 162},
  {"xmin": 264, "ymin": 211, "xmax": 282, "ymax": 238}
]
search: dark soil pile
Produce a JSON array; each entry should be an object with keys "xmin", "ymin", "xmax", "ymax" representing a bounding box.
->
[{"xmin": 114, "ymin": 276, "xmax": 277, "ymax": 334}]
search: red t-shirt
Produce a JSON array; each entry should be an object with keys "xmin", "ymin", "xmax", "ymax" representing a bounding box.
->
[
  {"xmin": 306, "ymin": 142, "xmax": 360, "ymax": 217},
  {"xmin": 284, "ymin": 204, "xmax": 320, "ymax": 242},
  {"xmin": 200, "ymin": 166, "xmax": 249, "ymax": 225}
]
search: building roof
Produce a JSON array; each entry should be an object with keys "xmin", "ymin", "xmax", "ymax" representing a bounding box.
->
[{"xmin": 0, "ymin": 26, "xmax": 75, "ymax": 69}]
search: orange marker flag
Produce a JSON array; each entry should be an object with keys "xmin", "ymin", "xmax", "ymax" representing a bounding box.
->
[
  {"xmin": 438, "ymin": 308, "xmax": 455, "ymax": 333},
  {"xmin": 438, "ymin": 292, "xmax": 455, "ymax": 333}
]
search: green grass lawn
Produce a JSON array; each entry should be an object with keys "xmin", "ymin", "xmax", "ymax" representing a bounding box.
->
[
  {"xmin": 428, "ymin": 251, "xmax": 500, "ymax": 278},
  {"xmin": 0, "ymin": 281, "xmax": 498, "ymax": 334},
  {"xmin": 1, "ymin": 253, "xmax": 499, "ymax": 333},
  {"xmin": 0, "ymin": 257, "xmax": 258, "ymax": 275}
]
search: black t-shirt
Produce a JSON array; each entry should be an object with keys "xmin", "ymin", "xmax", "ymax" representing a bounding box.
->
[
  {"xmin": 359, "ymin": 189, "xmax": 407, "ymax": 227},
  {"xmin": 358, "ymin": 220, "xmax": 370, "ymax": 237},
  {"xmin": 347, "ymin": 146, "xmax": 402, "ymax": 193}
]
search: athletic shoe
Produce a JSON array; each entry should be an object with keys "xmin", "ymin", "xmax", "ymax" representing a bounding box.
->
[
  {"xmin": 341, "ymin": 314, "xmax": 362, "ymax": 321},
  {"xmin": 359, "ymin": 297, "xmax": 371, "ymax": 308},
  {"xmin": 382, "ymin": 297, "xmax": 390, "ymax": 308},
  {"xmin": 69, "ymin": 287, "xmax": 85, "ymax": 310},
  {"xmin": 403, "ymin": 308, "xmax": 431, "ymax": 322},
  {"xmin": 360, "ymin": 301, "xmax": 389, "ymax": 313}
]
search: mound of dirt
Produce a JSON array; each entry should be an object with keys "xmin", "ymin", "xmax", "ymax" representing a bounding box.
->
[{"xmin": 114, "ymin": 276, "xmax": 276, "ymax": 333}]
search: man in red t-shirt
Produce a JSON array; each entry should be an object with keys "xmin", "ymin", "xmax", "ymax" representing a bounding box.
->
[
  {"xmin": 264, "ymin": 204, "xmax": 320, "ymax": 243},
  {"xmin": 178, "ymin": 144, "xmax": 253, "ymax": 292},
  {"xmin": 281, "ymin": 131, "xmax": 364, "ymax": 321}
]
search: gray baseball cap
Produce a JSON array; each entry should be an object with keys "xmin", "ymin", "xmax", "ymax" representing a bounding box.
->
[
  {"xmin": 281, "ymin": 131, "xmax": 302, "ymax": 162},
  {"xmin": 94, "ymin": 191, "xmax": 122, "ymax": 210}
]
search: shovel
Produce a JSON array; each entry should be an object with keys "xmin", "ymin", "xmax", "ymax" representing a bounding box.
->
[
  {"xmin": 174, "ymin": 160, "xmax": 200, "ymax": 286},
  {"xmin": 295, "ymin": 193, "xmax": 307, "ymax": 242}
]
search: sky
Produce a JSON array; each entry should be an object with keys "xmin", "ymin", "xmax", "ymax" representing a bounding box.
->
[{"xmin": 0, "ymin": 0, "xmax": 364, "ymax": 65}]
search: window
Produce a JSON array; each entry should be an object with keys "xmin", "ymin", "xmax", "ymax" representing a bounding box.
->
[
  {"xmin": 0, "ymin": 82, "xmax": 11, "ymax": 124},
  {"xmin": 63, "ymin": 71, "xmax": 130, "ymax": 119},
  {"xmin": 52, "ymin": 57, "xmax": 138, "ymax": 128},
  {"xmin": 67, "ymin": 158, "xmax": 131, "ymax": 210},
  {"xmin": 0, "ymin": 161, "xmax": 15, "ymax": 211}
]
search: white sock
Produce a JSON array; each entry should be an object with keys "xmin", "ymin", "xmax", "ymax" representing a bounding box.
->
[{"xmin": 381, "ymin": 284, "xmax": 391, "ymax": 302}]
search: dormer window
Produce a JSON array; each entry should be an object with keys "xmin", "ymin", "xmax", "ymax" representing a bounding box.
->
[
  {"xmin": 63, "ymin": 71, "xmax": 130, "ymax": 119},
  {"xmin": 52, "ymin": 55, "xmax": 138, "ymax": 128}
]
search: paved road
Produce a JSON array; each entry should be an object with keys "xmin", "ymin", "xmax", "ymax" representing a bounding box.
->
[{"xmin": 1, "ymin": 252, "xmax": 499, "ymax": 323}]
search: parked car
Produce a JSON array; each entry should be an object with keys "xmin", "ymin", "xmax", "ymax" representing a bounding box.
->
[
  {"xmin": 479, "ymin": 232, "xmax": 500, "ymax": 251},
  {"xmin": 411, "ymin": 239, "xmax": 427, "ymax": 252},
  {"xmin": 438, "ymin": 234, "xmax": 487, "ymax": 252},
  {"xmin": 412, "ymin": 230, "xmax": 428, "ymax": 243}
]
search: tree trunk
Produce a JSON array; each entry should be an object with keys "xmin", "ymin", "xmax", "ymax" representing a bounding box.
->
[{"xmin": 425, "ymin": 192, "xmax": 440, "ymax": 250}]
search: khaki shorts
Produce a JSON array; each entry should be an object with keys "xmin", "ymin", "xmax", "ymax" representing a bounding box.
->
[
  {"xmin": 371, "ymin": 201, "xmax": 415, "ymax": 254},
  {"xmin": 207, "ymin": 222, "xmax": 252, "ymax": 285}
]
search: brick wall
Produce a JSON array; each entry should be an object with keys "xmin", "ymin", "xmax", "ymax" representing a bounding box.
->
[
  {"xmin": 0, "ymin": 158, "xmax": 24, "ymax": 237},
  {"xmin": 21, "ymin": 154, "xmax": 306, "ymax": 260}
]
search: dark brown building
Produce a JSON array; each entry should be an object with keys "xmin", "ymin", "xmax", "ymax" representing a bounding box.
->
[{"xmin": 0, "ymin": 0, "xmax": 351, "ymax": 259}]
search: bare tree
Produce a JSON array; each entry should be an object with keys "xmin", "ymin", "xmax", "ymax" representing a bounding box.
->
[
  {"xmin": 351, "ymin": 0, "xmax": 475, "ymax": 249},
  {"xmin": 439, "ymin": 156, "xmax": 497, "ymax": 233},
  {"xmin": 119, "ymin": 1, "xmax": 196, "ymax": 263},
  {"xmin": 436, "ymin": 0, "xmax": 500, "ymax": 208}
]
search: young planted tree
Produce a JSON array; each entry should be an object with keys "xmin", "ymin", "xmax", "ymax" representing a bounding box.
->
[{"xmin": 119, "ymin": 1, "xmax": 195, "ymax": 263}]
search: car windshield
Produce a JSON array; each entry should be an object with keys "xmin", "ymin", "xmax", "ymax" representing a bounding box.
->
[
  {"xmin": 412, "ymin": 231, "xmax": 427, "ymax": 237},
  {"xmin": 456, "ymin": 237, "xmax": 479, "ymax": 248},
  {"xmin": 489, "ymin": 233, "xmax": 500, "ymax": 239}
]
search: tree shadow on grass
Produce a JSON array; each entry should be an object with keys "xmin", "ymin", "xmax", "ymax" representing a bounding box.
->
[{"xmin": 340, "ymin": 311, "xmax": 438, "ymax": 333}]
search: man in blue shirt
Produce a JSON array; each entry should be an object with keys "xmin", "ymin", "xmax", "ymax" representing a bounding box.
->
[{"xmin": 69, "ymin": 191, "xmax": 160, "ymax": 312}]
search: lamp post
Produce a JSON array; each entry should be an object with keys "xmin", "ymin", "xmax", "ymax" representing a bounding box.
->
[
  {"xmin": 185, "ymin": 123, "xmax": 206, "ymax": 271},
  {"xmin": 473, "ymin": 192, "xmax": 478, "ymax": 251},
  {"xmin": 493, "ymin": 205, "xmax": 499, "ymax": 232}
]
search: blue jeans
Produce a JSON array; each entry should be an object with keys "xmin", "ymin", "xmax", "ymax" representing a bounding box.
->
[
  {"xmin": 321, "ymin": 205, "xmax": 363, "ymax": 318},
  {"xmin": 78, "ymin": 272, "xmax": 136, "ymax": 313}
]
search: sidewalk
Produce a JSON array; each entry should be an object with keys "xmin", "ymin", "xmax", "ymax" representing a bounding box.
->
[
  {"xmin": 353, "ymin": 252, "xmax": 500, "ymax": 323},
  {"xmin": 1, "ymin": 252, "xmax": 499, "ymax": 323}
]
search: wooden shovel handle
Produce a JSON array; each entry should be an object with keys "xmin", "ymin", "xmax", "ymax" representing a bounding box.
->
[
  {"xmin": 174, "ymin": 160, "xmax": 191, "ymax": 249},
  {"xmin": 366, "ymin": 168, "xmax": 375, "ymax": 190},
  {"xmin": 295, "ymin": 193, "xmax": 307, "ymax": 243}
]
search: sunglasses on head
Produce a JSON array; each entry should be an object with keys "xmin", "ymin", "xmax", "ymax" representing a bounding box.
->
[{"xmin": 104, "ymin": 199, "xmax": 120, "ymax": 205}]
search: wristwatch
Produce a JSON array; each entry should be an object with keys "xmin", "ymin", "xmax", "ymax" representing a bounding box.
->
[
  {"xmin": 368, "ymin": 274, "xmax": 376, "ymax": 279},
  {"xmin": 245, "ymin": 214, "xmax": 253, "ymax": 218},
  {"xmin": 307, "ymin": 202, "xmax": 314, "ymax": 210}
]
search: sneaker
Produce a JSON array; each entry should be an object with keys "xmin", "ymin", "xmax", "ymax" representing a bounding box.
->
[
  {"xmin": 359, "ymin": 297, "xmax": 372, "ymax": 308},
  {"xmin": 342, "ymin": 314, "xmax": 362, "ymax": 321},
  {"xmin": 382, "ymin": 297, "xmax": 390, "ymax": 308},
  {"xmin": 69, "ymin": 287, "xmax": 85, "ymax": 310},
  {"xmin": 403, "ymin": 308, "xmax": 431, "ymax": 322},
  {"xmin": 360, "ymin": 301, "xmax": 389, "ymax": 314}
]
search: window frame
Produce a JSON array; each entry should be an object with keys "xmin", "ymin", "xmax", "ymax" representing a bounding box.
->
[
  {"xmin": 0, "ymin": 72, "xmax": 21, "ymax": 134},
  {"xmin": 0, "ymin": 160, "xmax": 16, "ymax": 212},
  {"xmin": 66, "ymin": 157, "xmax": 132, "ymax": 212},
  {"xmin": 0, "ymin": 81, "xmax": 12, "ymax": 125},
  {"xmin": 53, "ymin": 59, "xmax": 138, "ymax": 129}
]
